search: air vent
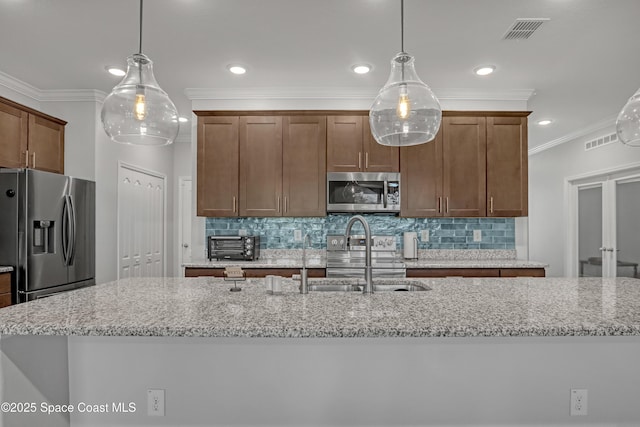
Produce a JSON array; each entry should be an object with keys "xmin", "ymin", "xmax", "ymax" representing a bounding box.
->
[
  {"xmin": 585, "ymin": 133, "xmax": 618, "ymax": 151},
  {"xmin": 502, "ymin": 18, "xmax": 549, "ymax": 40}
]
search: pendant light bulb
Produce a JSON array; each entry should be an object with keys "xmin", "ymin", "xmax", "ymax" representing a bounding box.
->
[
  {"xmin": 397, "ymin": 85, "xmax": 410, "ymax": 119},
  {"xmin": 134, "ymin": 86, "xmax": 146, "ymax": 121},
  {"xmin": 616, "ymin": 87, "xmax": 640, "ymax": 147},
  {"xmin": 369, "ymin": 0, "xmax": 441, "ymax": 147},
  {"xmin": 100, "ymin": 0, "xmax": 179, "ymax": 146}
]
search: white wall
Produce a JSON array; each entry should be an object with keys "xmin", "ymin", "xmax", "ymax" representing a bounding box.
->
[{"xmin": 529, "ymin": 126, "xmax": 640, "ymax": 276}]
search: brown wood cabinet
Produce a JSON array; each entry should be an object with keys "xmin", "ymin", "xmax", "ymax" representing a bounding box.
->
[
  {"xmin": 197, "ymin": 116, "xmax": 240, "ymax": 217},
  {"xmin": 196, "ymin": 112, "xmax": 327, "ymax": 217},
  {"xmin": 407, "ymin": 267, "xmax": 545, "ymax": 278},
  {"xmin": 240, "ymin": 116, "xmax": 283, "ymax": 217},
  {"xmin": 0, "ymin": 272, "xmax": 11, "ymax": 308},
  {"xmin": 327, "ymin": 115, "xmax": 399, "ymax": 172},
  {"xmin": 0, "ymin": 96, "xmax": 65, "ymax": 174},
  {"xmin": 401, "ymin": 112, "xmax": 529, "ymax": 218},
  {"xmin": 185, "ymin": 267, "xmax": 326, "ymax": 278},
  {"xmin": 282, "ymin": 116, "xmax": 326, "ymax": 216},
  {"xmin": 486, "ymin": 117, "xmax": 528, "ymax": 217}
]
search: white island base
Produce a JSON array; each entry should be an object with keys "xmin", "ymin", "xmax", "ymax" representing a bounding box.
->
[{"xmin": 2, "ymin": 334, "xmax": 640, "ymax": 426}]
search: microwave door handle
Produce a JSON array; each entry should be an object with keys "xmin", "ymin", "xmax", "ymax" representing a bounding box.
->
[{"xmin": 383, "ymin": 180, "xmax": 388, "ymax": 208}]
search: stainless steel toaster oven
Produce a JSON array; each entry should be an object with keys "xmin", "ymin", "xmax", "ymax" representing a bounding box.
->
[{"xmin": 207, "ymin": 236, "xmax": 261, "ymax": 261}]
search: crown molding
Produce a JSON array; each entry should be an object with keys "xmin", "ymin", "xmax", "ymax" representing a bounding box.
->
[
  {"xmin": 0, "ymin": 70, "xmax": 107, "ymax": 103},
  {"xmin": 0, "ymin": 69, "xmax": 41, "ymax": 101},
  {"xmin": 528, "ymin": 115, "xmax": 618, "ymax": 156},
  {"xmin": 184, "ymin": 87, "xmax": 535, "ymax": 102},
  {"xmin": 40, "ymin": 89, "xmax": 107, "ymax": 103}
]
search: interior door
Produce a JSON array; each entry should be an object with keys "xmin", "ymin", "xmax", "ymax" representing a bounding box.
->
[
  {"xmin": 615, "ymin": 179, "xmax": 640, "ymax": 278},
  {"xmin": 118, "ymin": 165, "xmax": 165, "ymax": 279},
  {"xmin": 577, "ymin": 185, "xmax": 604, "ymax": 277},
  {"xmin": 572, "ymin": 169, "xmax": 640, "ymax": 278},
  {"xmin": 178, "ymin": 178, "xmax": 192, "ymax": 276}
]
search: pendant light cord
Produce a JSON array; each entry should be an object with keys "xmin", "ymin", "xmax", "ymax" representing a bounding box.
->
[
  {"xmin": 400, "ymin": 0, "xmax": 404, "ymax": 54},
  {"xmin": 138, "ymin": 0, "xmax": 144, "ymax": 54}
]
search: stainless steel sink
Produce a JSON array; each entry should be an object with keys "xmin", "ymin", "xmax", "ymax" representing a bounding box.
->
[{"xmin": 303, "ymin": 279, "xmax": 430, "ymax": 292}]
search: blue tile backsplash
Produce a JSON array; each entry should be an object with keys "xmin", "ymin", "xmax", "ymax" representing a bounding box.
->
[{"xmin": 205, "ymin": 215, "xmax": 515, "ymax": 250}]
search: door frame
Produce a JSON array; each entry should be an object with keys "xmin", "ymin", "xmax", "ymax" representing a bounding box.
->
[
  {"xmin": 117, "ymin": 161, "xmax": 168, "ymax": 279},
  {"xmin": 565, "ymin": 161, "xmax": 640, "ymax": 276},
  {"xmin": 177, "ymin": 176, "xmax": 192, "ymax": 277}
]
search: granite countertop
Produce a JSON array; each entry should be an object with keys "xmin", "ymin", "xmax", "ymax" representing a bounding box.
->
[
  {"xmin": 0, "ymin": 276, "xmax": 638, "ymax": 338},
  {"xmin": 0, "ymin": 266, "xmax": 13, "ymax": 273}
]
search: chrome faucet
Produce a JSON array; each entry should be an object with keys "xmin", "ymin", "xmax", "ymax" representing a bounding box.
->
[
  {"xmin": 344, "ymin": 215, "xmax": 373, "ymax": 294},
  {"xmin": 300, "ymin": 233, "xmax": 310, "ymax": 294}
]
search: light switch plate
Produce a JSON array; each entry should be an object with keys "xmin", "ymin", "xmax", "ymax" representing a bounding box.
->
[
  {"xmin": 294, "ymin": 229, "xmax": 302, "ymax": 242},
  {"xmin": 473, "ymin": 230, "xmax": 482, "ymax": 242},
  {"xmin": 420, "ymin": 230, "xmax": 429, "ymax": 242},
  {"xmin": 238, "ymin": 229, "xmax": 247, "ymax": 236}
]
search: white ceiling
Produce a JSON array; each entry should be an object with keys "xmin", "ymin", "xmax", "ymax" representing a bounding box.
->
[{"xmin": 1, "ymin": 0, "xmax": 639, "ymax": 149}]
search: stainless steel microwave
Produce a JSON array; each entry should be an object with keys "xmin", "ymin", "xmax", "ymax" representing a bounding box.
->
[{"xmin": 327, "ymin": 172, "xmax": 400, "ymax": 213}]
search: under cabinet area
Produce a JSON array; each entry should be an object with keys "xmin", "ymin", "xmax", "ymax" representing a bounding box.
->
[
  {"xmin": 0, "ymin": 96, "xmax": 66, "ymax": 174},
  {"xmin": 400, "ymin": 112, "xmax": 529, "ymax": 218},
  {"xmin": 326, "ymin": 115, "xmax": 399, "ymax": 172}
]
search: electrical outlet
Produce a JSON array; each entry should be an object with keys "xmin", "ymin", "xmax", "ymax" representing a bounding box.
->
[
  {"xmin": 238, "ymin": 229, "xmax": 247, "ymax": 236},
  {"xmin": 473, "ymin": 230, "xmax": 482, "ymax": 242},
  {"xmin": 570, "ymin": 389, "xmax": 588, "ymax": 416},
  {"xmin": 148, "ymin": 389, "xmax": 165, "ymax": 417},
  {"xmin": 420, "ymin": 230, "xmax": 429, "ymax": 242},
  {"xmin": 294, "ymin": 229, "xmax": 302, "ymax": 242}
]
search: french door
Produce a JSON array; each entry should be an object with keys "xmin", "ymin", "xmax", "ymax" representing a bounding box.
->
[{"xmin": 569, "ymin": 166, "xmax": 640, "ymax": 278}]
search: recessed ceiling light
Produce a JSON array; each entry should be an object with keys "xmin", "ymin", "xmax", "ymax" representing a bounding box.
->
[
  {"xmin": 352, "ymin": 64, "xmax": 371, "ymax": 74},
  {"xmin": 105, "ymin": 66, "xmax": 125, "ymax": 77},
  {"xmin": 474, "ymin": 65, "xmax": 496, "ymax": 76},
  {"xmin": 228, "ymin": 65, "xmax": 247, "ymax": 75},
  {"xmin": 537, "ymin": 119, "xmax": 553, "ymax": 126},
  {"xmin": 178, "ymin": 117, "xmax": 189, "ymax": 123}
]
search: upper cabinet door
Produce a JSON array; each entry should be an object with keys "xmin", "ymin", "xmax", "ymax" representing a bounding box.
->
[
  {"xmin": 442, "ymin": 116, "xmax": 487, "ymax": 217},
  {"xmin": 239, "ymin": 116, "xmax": 283, "ymax": 217},
  {"xmin": 400, "ymin": 129, "xmax": 443, "ymax": 217},
  {"xmin": 0, "ymin": 100, "xmax": 28, "ymax": 169},
  {"xmin": 197, "ymin": 116, "xmax": 240, "ymax": 217},
  {"xmin": 363, "ymin": 120, "xmax": 399, "ymax": 172},
  {"xmin": 486, "ymin": 116, "xmax": 528, "ymax": 217},
  {"xmin": 327, "ymin": 116, "xmax": 363, "ymax": 172},
  {"xmin": 27, "ymin": 114, "xmax": 65, "ymax": 174},
  {"xmin": 282, "ymin": 116, "xmax": 327, "ymax": 216}
]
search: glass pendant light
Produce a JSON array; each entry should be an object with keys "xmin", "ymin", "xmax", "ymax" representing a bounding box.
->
[
  {"xmin": 369, "ymin": 0, "xmax": 441, "ymax": 147},
  {"xmin": 101, "ymin": 0, "xmax": 179, "ymax": 146},
  {"xmin": 616, "ymin": 87, "xmax": 640, "ymax": 147}
]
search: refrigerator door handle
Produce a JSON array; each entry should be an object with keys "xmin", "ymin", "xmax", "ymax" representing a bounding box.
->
[
  {"xmin": 68, "ymin": 195, "xmax": 77, "ymax": 265},
  {"xmin": 62, "ymin": 196, "xmax": 69, "ymax": 265}
]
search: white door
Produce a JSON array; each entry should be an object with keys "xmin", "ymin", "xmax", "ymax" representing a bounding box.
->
[
  {"xmin": 178, "ymin": 177, "xmax": 193, "ymax": 276},
  {"xmin": 118, "ymin": 164, "xmax": 166, "ymax": 279},
  {"xmin": 569, "ymin": 165, "xmax": 640, "ymax": 278}
]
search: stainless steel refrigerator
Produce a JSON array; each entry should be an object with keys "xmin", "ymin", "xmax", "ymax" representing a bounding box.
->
[{"xmin": 0, "ymin": 169, "xmax": 95, "ymax": 302}]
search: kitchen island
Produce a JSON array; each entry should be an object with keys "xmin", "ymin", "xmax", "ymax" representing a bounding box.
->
[{"xmin": 1, "ymin": 276, "xmax": 639, "ymax": 426}]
